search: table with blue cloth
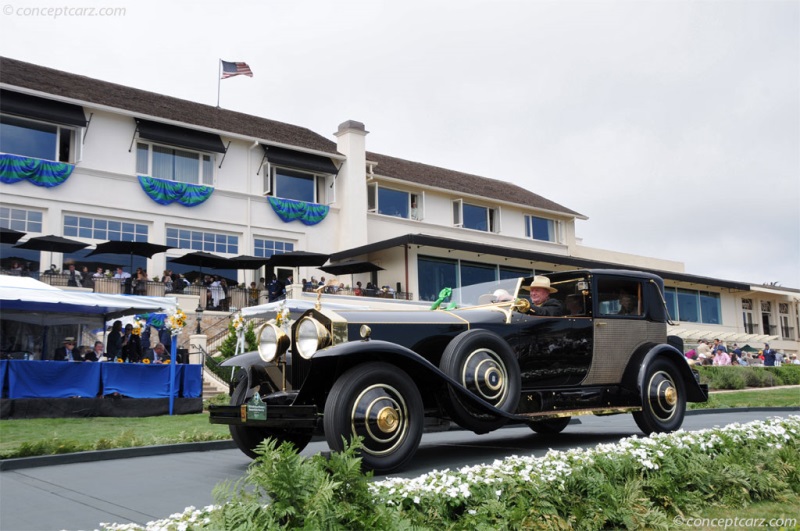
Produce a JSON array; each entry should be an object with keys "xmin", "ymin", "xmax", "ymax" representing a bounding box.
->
[{"xmin": 2, "ymin": 360, "xmax": 202, "ymax": 399}]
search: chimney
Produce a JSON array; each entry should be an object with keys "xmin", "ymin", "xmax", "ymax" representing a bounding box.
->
[{"xmin": 335, "ymin": 120, "xmax": 369, "ymax": 250}]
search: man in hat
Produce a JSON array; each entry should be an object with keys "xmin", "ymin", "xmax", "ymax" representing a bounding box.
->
[
  {"xmin": 53, "ymin": 337, "xmax": 81, "ymax": 361},
  {"xmin": 522, "ymin": 276, "xmax": 564, "ymax": 316}
]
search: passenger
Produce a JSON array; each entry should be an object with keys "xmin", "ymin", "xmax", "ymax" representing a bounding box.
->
[
  {"xmin": 522, "ymin": 276, "xmax": 564, "ymax": 316},
  {"xmin": 617, "ymin": 290, "xmax": 638, "ymax": 315},
  {"xmin": 492, "ymin": 289, "xmax": 513, "ymax": 302},
  {"xmin": 565, "ymin": 294, "xmax": 583, "ymax": 315}
]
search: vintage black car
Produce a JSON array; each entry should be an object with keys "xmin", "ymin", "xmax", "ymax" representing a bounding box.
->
[{"xmin": 209, "ymin": 269, "xmax": 708, "ymax": 473}]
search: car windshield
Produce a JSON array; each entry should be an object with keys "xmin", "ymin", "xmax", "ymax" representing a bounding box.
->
[{"xmin": 447, "ymin": 277, "xmax": 525, "ymax": 308}]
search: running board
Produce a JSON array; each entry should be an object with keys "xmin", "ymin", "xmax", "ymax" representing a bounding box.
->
[{"xmin": 514, "ymin": 406, "xmax": 641, "ymax": 421}]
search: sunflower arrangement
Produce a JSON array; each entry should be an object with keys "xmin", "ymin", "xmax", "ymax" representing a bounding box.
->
[
  {"xmin": 131, "ymin": 317, "xmax": 146, "ymax": 336},
  {"xmin": 274, "ymin": 300, "xmax": 291, "ymax": 329},
  {"xmin": 232, "ymin": 312, "xmax": 245, "ymax": 332},
  {"xmin": 142, "ymin": 357, "xmax": 151, "ymax": 364},
  {"xmin": 166, "ymin": 305, "xmax": 187, "ymax": 336},
  {"xmin": 115, "ymin": 357, "xmax": 124, "ymax": 363}
]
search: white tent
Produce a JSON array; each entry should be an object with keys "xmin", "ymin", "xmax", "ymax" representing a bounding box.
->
[{"xmin": 0, "ymin": 275, "xmax": 176, "ymax": 325}]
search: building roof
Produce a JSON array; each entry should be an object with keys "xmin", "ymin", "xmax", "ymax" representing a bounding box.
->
[
  {"xmin": 329, "ymin": 233, "xmax": 752, "ymax": 291},
  {"xmin": 367, "ymin": 151, "xmax": 584, "ymax": 218},
  {"xmin": 2, "ymin": 56, "xmax": 583, "ymax": 218},
  {"xmin": 0, "ymin": 56, "xmax": 339, "ymax": 156}
]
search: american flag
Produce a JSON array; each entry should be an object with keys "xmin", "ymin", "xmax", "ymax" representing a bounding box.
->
[{"xmin": 221, "ymin": 60, "xmax": 253, "ymax": 79}]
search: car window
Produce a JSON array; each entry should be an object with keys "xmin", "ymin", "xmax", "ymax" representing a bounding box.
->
[{"xmin": 597, "ymin": 279, "xmax": 643, "ymax": 317}]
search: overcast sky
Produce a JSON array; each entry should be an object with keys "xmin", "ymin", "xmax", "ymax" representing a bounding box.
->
[{"xmin": 3, "ymin": 0, "xmax": 798, "ymax": 288}]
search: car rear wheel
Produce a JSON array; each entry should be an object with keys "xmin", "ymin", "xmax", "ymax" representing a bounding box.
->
[
  {"xmin": 229, "ymin": 376, "xmax": 311, "ymax": 459},
  {"xmin": 632, "ymin": 357, "xmax": 686, "ymax": 434},
  {"xmin": 439, "ymin": 329, "xmax": 521, "ymax": 434},
  {"xmin": 324, "ymin": 362, "xmax": 423, "ymax": 474},
  {"xmin": 528, "ymin": 417, "xmax": 571, "ymax": 435}
]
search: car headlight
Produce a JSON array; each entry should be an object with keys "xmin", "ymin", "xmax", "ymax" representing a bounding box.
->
[
  {"xmin": 295, "ymin": 317, "xmax": 331, "ymax": 359},
  {"xmin": 257, "ymin": 322, "xmax": 290, "ymax": 363}
]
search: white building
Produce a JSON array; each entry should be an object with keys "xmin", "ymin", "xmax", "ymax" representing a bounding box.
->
[{"xmin": 1, "ymin": 56, "xmax": 797, "ymax": 356}]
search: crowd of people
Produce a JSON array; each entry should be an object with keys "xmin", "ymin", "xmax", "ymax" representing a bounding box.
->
[
  {"xmin": 300, "ymin": 276, "xmax": 399, "ymax": 298},
  {"xmin": 685, "ymin": 340, "xmax": 798, "ymax": 366},
  {"xmin": 52, "ymin": 319, "xmax": 174, "ymax": 363}
]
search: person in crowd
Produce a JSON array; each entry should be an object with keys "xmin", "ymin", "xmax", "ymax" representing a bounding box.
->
[
  {"xmin": 133, "ymin": 269, "xmax": 148, "ymax": 295},
  {"xmin": 305, "ymin": 277, "xmax": 316, "ymax": 292},
  {"xmin": 684, "ymin": 347, "xmax": 697, "ymax": 361},
  {"xmin": 66, "ymin": 264, "xmax": 83, "ymax": 287},
  {"xmin": 319, "ymin": 277, "xmax": 326, "ymax": 288},
  {"xmin": 617, "ymin": 290, "xmax": 638, "ymax": 315},
  {"xmin": 520, "ymin": 276, "xmax": 564, "ymax": 316},
  {"xmin": 248, "ymin": 281, "xmax": 260, "ymax": 305},
  {"xmin": 113, "ymin": 267, "xmax": 131, "ymax": 279},
  {"xmin": 53, "ymin": 337, "xmax": 81, "ymax": 361},
  {"xmin": 43, "ymin": 264, "xmax": 58, "ymax": 275},
  {"xmin": 257, "ymin": 277, "xmax": 266, "ymax": 291},
  {"xmin": 121, "ymin": 323, "xmax": 141, "ymax": 362},
  {"xmin": 161, "ymin": 270, "xmax": 174, "ymax": 292},
  {"xmin": 790, "ymin": 354, "xmax": 800, "ymax": 365},
  {"xmin": 267, "ymin": 274, "xmax": 282, "ymax": 302},
  {"xmin": 736, "ymin": 352, "xmax": 748, "ymax": 366},
  {"xmin": 106, "ymin": 320, "xmax": 124, "ymax": 361},
  {"xmin": 354, "ymin": 281, "xmax": 363, "ymax": 296},
  {"xmin": 712, "ymin": 345, "xmax": 731, "ymax": 365},
  {"xmin": 149, "ymin": 342, "xmax": 169, "ymax": 364},
  {"xmin": 83, "ymin": 340, "xmax": 105, "ymax": 362},
  {"xmin": 220, "ymin": 278, "xmax": 230, "ymax": 311},
  {"xmin": 696, "ymin": 340, "xmax": 711, "ymax": 362},
  {"xmin": 762, "ymin": 343, "xmax": 777, "ymax": 366},
  {"xmin": 9, "ymin": 260, "xmax": 23, "ymax": 274},
  {"xmin": 79, "ymin": 266, "xmax": 94, "ymax": 290}
]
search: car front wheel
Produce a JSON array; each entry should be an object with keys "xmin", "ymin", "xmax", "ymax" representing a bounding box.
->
[
  {"xmin": 324, "ymin": 362, "xmax": 423, "ymax": 474},
  {"xmin": 229, "ymin": 376, "xmax": 311, "ymax": 459},
  {"xmin": 632, "ymin": 357, "xmax": 686, "ymax": 434}
]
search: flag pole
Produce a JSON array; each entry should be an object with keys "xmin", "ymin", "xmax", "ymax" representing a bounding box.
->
[{"xmin": 216, "ymin": 59, "xmax": 222, "ymax": 108}]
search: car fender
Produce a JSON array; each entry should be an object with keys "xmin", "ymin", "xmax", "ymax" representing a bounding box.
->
[
  {"xmin": 637, "ymin": 344, "xmax": 708, "ymax": 402},
  {"xmin": 219, "ymin": 351, "xmax": 280, "ymax": 395},
  {"xmin": 310, "ymin": 339, "xmax": 519, "ymax": 420}
]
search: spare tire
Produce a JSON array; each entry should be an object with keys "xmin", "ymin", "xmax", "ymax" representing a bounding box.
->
[{"xmin": 439, "ymin": 329, "xmax": 521, "ymax": 433}]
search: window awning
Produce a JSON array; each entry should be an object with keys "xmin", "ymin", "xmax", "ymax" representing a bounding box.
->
[
  {"xmin": 135, "ymin": 119, "xmax": 226, "ymax": 153},
  {"xmin": 263, "ymin": 145, "xmax": 338, "ymax": 174},
  {"xmin": 0, "ymin": 90, "xmax": 87, "ymax": 127}
]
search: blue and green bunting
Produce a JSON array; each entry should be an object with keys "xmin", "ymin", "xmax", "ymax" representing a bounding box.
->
[
  {"xmin": 267, "ymin": 196, "xmax": 329, "ymax": 226},
  {"xmin": 138, "ymin": 176, "xmax": 213, "ymax": 207},
  {"xmin": 0, "ymin": 153, "xmax": 74, "ymax": 187}
]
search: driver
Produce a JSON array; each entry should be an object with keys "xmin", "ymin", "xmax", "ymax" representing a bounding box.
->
[{"xmin": 521, "ymin": 276, "xmax": 564, "ymax": 316}]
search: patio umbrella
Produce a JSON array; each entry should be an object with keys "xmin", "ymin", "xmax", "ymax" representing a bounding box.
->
[
  {"xmin": 266, "ymin": 250, "xmax": 329, "ymax": 268},
  {"xmin": 0, "ymin": 227, "xmax": 26, "ymax": 245},
  {"xmin": 168, "ymin": 251, "xmax": 233, "ymax": 271},
  {"xmin": 87, "ymin": 240, "xmax": 174, "ymax": 272},
  {"xmin": 230, "ymin": 254, "xmax": 271, "ymax": 270},
  {"xmin": 320, "ymin": 260, "xmax": 384, "ymax": 276},
  {"xmin": 14, "ymin": 235, "xmax": 90, "ymax": 267}
]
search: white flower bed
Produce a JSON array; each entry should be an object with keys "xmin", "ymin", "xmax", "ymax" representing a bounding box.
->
[{"xmin": 99, "ymin": 416, "xmax": 799, "ymax": 531}]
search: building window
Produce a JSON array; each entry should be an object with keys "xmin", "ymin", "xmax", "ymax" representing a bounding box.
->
[
  {"xmin": 136, "ymin": 142, "xmax": 213, "ymax": 185},
  {"xmin": 265, "ymin": 167, "xmax": 326, "ymax": 203},
  {"xmin": 525, "ymin": 215, "xmax": 557, "ymax": 243},
  {"xmin": 367, "ymin": 185, "xmax": 422, "ymax": 221},
  {"xmin": 0, "ymin": 115, "xmax": 74, "ymax": 162},
  {"xmin": 0, "ymin": 207, "xmax": 43, "ymax": 233},
  {"xmin": 452, "ymin": 199, "xmax": 498, "ymax": 232},
  {"xmin": 664, "ymin": 287, "xmax": 721, "ymax": 324},
  {"xmin": 253, "ymin": 238, "xmax": 294, "ymax": 258},
  {"xmin": 64, "ymin": 215, "xmax": 148, "ymax": 242},
  {"xmin": 418, "ymin": 256, "xmax": 458, "ymax": 302},
  {"xmin": 166, "ymin": 227, "xmax": 238, "ymax": 254}
]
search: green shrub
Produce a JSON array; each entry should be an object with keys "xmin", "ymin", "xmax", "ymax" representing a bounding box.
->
[
  {"xmin": 772, "ymin": 366, "xmax": 800, "ymax": 385},
  {"xmin": 709, "ymin": 367, "xmax": 747, "ymax": 390}
]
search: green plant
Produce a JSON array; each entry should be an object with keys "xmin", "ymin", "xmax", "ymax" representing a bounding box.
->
[
  {"xmin": 211, "ymin": 437, "xmax": 406, "ymax": 530},
  {"xmin": 216, "ymin": 320, "xmax": 258, "ymax": 359},
  {"xmin": 711, "ymin": 367, "xmax": 747, "ymax": 389}
]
